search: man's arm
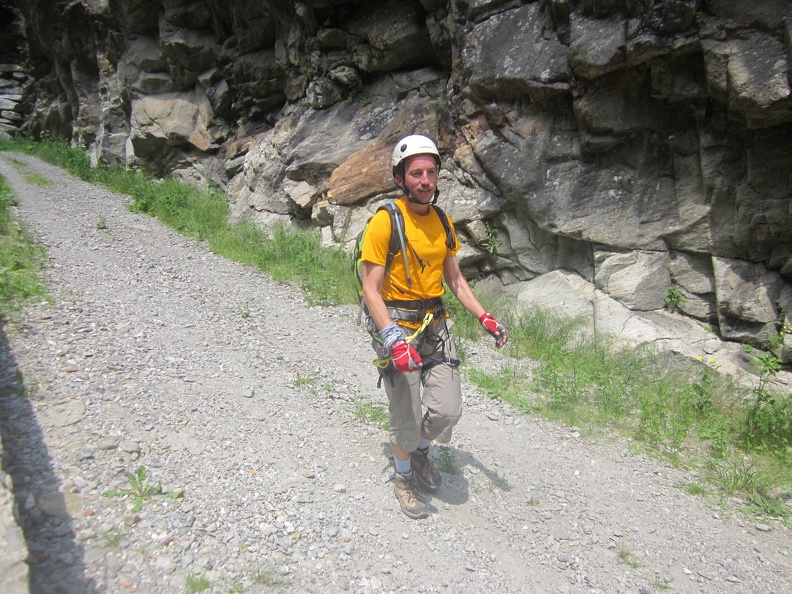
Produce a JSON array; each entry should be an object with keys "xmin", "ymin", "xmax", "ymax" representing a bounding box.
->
[
  {"xmin": 443, "ymin": 255, "xmax": 508, "ymax": 348},
  {"xmin": 443, "ymin": 255, "xmax": 486, "ymax": 318},
  {"xmin": 361, "ymin": 260, "xmax": 392, "ymax": 331}
]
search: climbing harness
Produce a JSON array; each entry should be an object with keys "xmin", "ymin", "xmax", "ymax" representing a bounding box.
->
[
  {"xmin": 368, "ymin": 302, "xmax": 461, "ymax": 389},
  {"xmin": 373, "ymin": 312, "xmax": 435, "ymax": 369}
]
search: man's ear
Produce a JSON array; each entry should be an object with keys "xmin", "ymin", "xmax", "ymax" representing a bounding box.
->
[{"xmin": 394, "ymin": 174, "xmax": 404, "ymax": 189}]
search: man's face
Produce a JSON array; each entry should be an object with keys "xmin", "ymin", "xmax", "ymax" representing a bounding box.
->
[{"xmin": 399, "ymin": 154, "xmax": 438, "ymax": 203}]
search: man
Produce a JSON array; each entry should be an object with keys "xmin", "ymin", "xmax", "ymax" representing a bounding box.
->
[{"xmin": 360, "ymin": 134, "xmax": 508, "ymax": 519}]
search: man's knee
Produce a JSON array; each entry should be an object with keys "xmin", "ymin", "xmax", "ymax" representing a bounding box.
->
[{"xmin": 424, "ymin": 406, "xmax": 462, "ymax": 443}]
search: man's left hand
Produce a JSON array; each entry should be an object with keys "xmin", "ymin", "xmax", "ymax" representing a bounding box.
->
[{"xmin": 479, "ymin": 312, "xmax": 508, "ymax": 348}]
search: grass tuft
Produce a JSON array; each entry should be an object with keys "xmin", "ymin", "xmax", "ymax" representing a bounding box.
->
[
  {"xmin": 0, "ymin": 173, "xmax": 47, "ymax": 319},
  {"xmin": 352, "ymin": 396, "xmax": 389, "ymax": 430}
]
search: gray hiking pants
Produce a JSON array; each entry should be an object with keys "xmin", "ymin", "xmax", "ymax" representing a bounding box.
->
[{"xmin": 375, "ymin": 318, "xmax": 462, "ymax": 452}]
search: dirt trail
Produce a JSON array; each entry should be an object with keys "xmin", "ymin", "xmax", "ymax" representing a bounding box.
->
[{"xmin": 0, "ymin": 153, "xmax": 789, "ymax": 594}]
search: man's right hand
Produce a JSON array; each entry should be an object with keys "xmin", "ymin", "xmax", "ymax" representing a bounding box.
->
[
  {"xmin": 391, "ymin": 341, "xmax": 423, "ymax": 372},
  {"xmin": 479, "ymin": 312, "xmax": 508, "ymax": 348}
]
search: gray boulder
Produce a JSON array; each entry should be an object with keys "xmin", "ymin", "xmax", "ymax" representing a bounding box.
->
[
  {"xmin": 594, "ymin": 250, "xmax": 670, "ymax": 311},
  {"xmin": 463, "ymin": 3, "xmax": 570, "ymax": 102},
  {"xmin": 713, "ymin": 257, "xmax": 783, "ymax": 348}
]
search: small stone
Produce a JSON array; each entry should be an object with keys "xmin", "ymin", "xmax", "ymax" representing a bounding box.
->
[
  {"xmin": 98, "ymin": 437, "xmax": 120, "ymax": 450},
  {"xmin": 77, "ymin": 448, "xmax": 94, "ymax": 461},
  {"xmin": 119, "ymin": 440, "xmax": 140, "ymax": 453},
  {"xmin": 333, "ymin": 484, "xmax": 346, "ymax": 493},
  {"xmin": 755, "ymin": 523, "xmax": 772, "ymax": 532},
  {"xmin": 154, "ymin": 556, "xmax": 177, "ymax": 574},
  {"xmin": 37, "ymin": 491, "xmax": 83, "ymax": 517},
  {"xmin": 550, "ymin": 526, "xmax": 571, "ymax": 540},
  {"xmin": 44, "ymin": 400, "xmax": 86, "ymax": 427}
]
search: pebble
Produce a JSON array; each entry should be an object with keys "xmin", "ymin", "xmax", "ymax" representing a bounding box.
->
[
  {"xmin": 0, "ymin": 155, "xmax": 790, "ymax": 594},
  {"xmin": 119, "ymin": 440, "xmax": 140, "ymax": 453}
]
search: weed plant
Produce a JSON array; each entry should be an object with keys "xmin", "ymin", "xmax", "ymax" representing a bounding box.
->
[
  {"xmin": 438, "ymin": 446, "xmax": 459, "ymax": 475},
  {"xmin": 616, "ymin": 543, "xmax": 642, "ymax": 568},
  {"xmin": 102, "ymin": 465, "xmax": 183, "ymax": 512},
  {"xmin": 352, "ymin": 396, "xmax": 389, "ymax": 430},
  {"xmin": 185, "ymin": 574, "xmax": 211, "ymax": 593}
]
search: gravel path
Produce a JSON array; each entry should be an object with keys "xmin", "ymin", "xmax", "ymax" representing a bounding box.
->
[{"xmin": 0, "ymin": 153, "xmax": 790, "ymax": 594}]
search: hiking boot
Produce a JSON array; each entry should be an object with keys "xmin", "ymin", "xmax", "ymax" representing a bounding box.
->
[
  {"xmin": 394, "ymin": 471, "xmax": 429, "ymax": 520},
  {"xmin": 410, "ymin": 447, "xmax": 442, "ymax": 491}
]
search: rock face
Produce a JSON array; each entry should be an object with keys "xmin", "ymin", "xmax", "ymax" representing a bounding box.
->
[
  {"xmin": 0, "ymin": 64, "xmax": 30, "ymax": 136},
  {"xmin": 9, "ymin": 0, "xmax": 792, "ymax": 363}
]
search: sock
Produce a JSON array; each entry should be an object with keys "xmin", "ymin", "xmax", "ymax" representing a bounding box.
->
[
  {"xmin": 418, "ymin": 437, "xmax": 431, "ymax": 451},
  {"xmin": 394, "ymin": 455, "xmax": 412, "ymax": 475}
]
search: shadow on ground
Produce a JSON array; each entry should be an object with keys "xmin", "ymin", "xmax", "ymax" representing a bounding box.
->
[
  {"xmin": 378, "ymin": 441, "xmax": 510, "ymax": 508},
  {"xmin": 0, "ymin": 323, "xmax": 96, "ymax": 594}
]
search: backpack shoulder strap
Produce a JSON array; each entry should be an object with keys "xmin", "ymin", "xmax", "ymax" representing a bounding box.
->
[
  {"xmin": 353, "ymin": 202, "xmax": 406, "ymax": 324},
  {"xmin": 379, "ymin": 201, "xmax": 415, "ymax": 287},
  {"xmin": 378, "ymin": 202, "xmax": 405, "ymax": 276},
  {"xmin": 430, "ymin": 204, "xmax": 457, "ymax": 251}
]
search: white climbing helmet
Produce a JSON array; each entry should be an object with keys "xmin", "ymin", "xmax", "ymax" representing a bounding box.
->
[{"xmin": 391, "ymin": 134, "xmax": 441, "ymax": 174}]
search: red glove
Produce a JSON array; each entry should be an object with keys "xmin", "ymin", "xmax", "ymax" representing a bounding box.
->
[
  {"xmin": 391, "ymin": 341, "xmax": 423, "ymax": 372},
  {"xmin": 479, "ymin": 313, "xmax": 508, "ymax": 348}
]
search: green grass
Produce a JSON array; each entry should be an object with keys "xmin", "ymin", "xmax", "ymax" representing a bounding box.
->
[
  {"xmin": 680, "ymin": 482, "xmax": 707, "ymax": 496},
  {"xmin": 5, "ymin": 156, "xmax": 52, "ymax": 186},
  {"xmin": 293, "ymin": 370, "xmax": 316, "ymax": 388},
  {"xmin": 1, "ymin": 134, "xmax": 357, "ymax": 306},
  {"xmin": 450, "ymin": 292, "xmax": 792, "ymax": 520},
  {"xmin": 251, "ymin": 565, "xmax": 281, "ymax": 587},
  {"xmin": 352, "ymin": 396, "xmax": 389, "ymax": 430},
  {"xmin": 0, "ymin": 173, "xmax": 47, "ymax": 319},
  {"xmin": 616, "ymin": 543, "xmax": 642, "ymax": 568},
  {"xmin": 3, "ymin": 134, "xmax": 791, "ymax": 523},
  {"xmin": 438, "ymin": 445, "xmax": 460, "ymax": 475},
  {"xmin": 185, "ymin": 574, "xmax": 211, "ymax": 593}
]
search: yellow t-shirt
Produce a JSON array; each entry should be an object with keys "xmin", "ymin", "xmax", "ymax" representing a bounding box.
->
[{"xmin": 361, "ymin": 197, "xmax": 460, "ymax": 307}]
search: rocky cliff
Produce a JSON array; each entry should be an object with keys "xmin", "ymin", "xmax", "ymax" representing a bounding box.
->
[{"xmin": 9, "ymin": 0, "xmax": 792, "ymax": 370}]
